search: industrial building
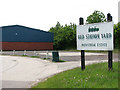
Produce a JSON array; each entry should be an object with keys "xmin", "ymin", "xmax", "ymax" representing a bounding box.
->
[{"xmin": 0, "ymin": 25, "xmax": 53, "ymax": 50}]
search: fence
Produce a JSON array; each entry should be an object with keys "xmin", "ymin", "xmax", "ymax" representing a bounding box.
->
[{"xmin": 0, "ymin": 50, "xmax": 53, "ymax": 60}]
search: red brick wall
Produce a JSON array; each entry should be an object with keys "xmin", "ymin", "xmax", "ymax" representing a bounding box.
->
[{"xmin": 0, "ymin": 42, "xmax": 53, "ymax": 50}]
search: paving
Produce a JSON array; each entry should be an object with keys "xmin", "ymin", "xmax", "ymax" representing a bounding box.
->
[{"xmin": 0, "ymin": 51, "xmax": 118, "ymax": 88}]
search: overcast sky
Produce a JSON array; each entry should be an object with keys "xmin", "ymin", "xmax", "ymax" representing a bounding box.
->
[{"xmin": 0, "ymin": 0, "xmax": 119, "ymax": 31}]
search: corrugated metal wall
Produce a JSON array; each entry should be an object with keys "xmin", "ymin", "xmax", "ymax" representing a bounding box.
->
[
  {"xmin": 2, "ymin": 25, "xmax": 53, "ymax": 42},
  {"xmin": 0, "ymin": 25, "xmax": 54, "ymax": 50}
]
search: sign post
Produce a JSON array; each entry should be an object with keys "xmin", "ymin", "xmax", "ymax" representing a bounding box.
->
[
  {"xmin": 77, "ymin": 14, "xmax": 114, "ymax": 70},
  {"xmin": 107, "ymin": 13, "xmax": 113, "ymax": 70},
  {"xmin": 79, "ymin": 17, "xmax": 85, "ymax": 70}
]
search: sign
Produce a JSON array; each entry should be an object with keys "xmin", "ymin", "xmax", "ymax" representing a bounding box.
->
[{"xmin": 77, "ymin": 22, "xmax": 114, "ymax": 50}]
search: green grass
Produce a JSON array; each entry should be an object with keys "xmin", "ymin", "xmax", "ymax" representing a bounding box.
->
[
  {"xmin": 21, "ymin": 55, "xmax": 28, "ymax": 57},
  {"xmin": 21, "ymin": 55, "xmax": 40, "ymax": 58},
  {"xmin": 32, "ymin": 62, "xmax": 118, "ymax": 88},
  {"xmin": 53, "ymin": 59, "xmax": 66, "ymax": 62},
  {"xmin": 30, "ymin": 56, "xmax": 40, "ymax": 58},
  {"xmin": 59, "ymin": 60, "xmax": 66, "ymax": 62},
  {"xmin": 43, "ymin": 57, "xmax": 51, "ymax": 60}
]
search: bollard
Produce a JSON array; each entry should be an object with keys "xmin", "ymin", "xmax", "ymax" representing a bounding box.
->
[
  {"xmin": 13, "ymin": 50, "xmax": 15, "ymax": 55},
  {"xmin": 46, "ymin": 51, "xmax": 49, "ymax": 59},
  {"xmin": 24, "ymin": 50, "xmax": 26, "ymax": 55},
  {"xmin": 52, "ymin": 51, "xmax": 59, "ymax": 62},
  {"xmin": 0, "ymin": 50, "xmax": 2, "ymax": 55},
  {"xmin": 34, "ymin": 51, "xmax": 36, "ymax": 56}
]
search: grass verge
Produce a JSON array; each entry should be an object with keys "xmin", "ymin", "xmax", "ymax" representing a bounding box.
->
[
  {"xmin": 52, "ymin": 59, "xmax": 66, "ymax": 62},
  {"xmin": 32, "ymin": 62, "xmax": 118, "ymax": 88},
  {"xmin": 21, "ymin": 55, "xmax": 41, "ymax": 58}
]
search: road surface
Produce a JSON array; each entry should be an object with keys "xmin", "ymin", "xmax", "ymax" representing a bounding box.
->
[{"xmin": 1, "ymin": 52, "xmax": 118, "ymax": 88}]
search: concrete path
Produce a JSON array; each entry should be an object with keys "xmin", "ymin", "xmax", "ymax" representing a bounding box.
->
[{"xmin": 1, "ymin": 52, "xmax": 117, "ymax": 88}]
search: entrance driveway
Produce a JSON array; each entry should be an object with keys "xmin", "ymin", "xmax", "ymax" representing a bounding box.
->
[{"xmin": 1, "ymin": 52, "xmax": 118, "ymax": 88}]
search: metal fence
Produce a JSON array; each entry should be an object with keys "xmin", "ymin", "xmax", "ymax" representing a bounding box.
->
[{"xmin": 0, "ymin": 50, "xmax": 53, "ymax": 59}]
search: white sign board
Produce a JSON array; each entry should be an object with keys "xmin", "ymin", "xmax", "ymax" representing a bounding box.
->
[{"xmin": 77, "ymin": 22, "xmax": 114, "ymax": 50}]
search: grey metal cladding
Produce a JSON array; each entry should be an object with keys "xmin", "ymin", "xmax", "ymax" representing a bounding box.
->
[
  {"xmin": 118, "ymin": 1, "xmax": 120, "ymax": 22},
  {"xmin": 2, "ymin": 25, "xmax": 53, "ymax": 42},
  {"xmin": 0, "ymin": 27, "xmax": 2, "ymax": 42}
]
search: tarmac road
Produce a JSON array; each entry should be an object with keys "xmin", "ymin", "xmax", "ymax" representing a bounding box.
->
[
  {"xmin": 2, "ymin": 55, "xmax": 81, "ymax": 88},
  {"xmin": 1, "ymin": 51, "xmax": 118, "ymax": 88},
  {"xmin": 36, "ymin": 51, "xmax": 118, "ymax": 61},
  {"xmin": 1, "ymin": 51, "xmax": 118, "ymax": 61}
]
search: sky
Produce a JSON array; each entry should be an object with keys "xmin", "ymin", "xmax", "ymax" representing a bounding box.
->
[{"xmin": 0, "ymin": 0, "xmax": 119, "ymax": 31}]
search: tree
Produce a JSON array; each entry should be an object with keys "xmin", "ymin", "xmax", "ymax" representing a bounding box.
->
[
  {"xmin": 49, "ymin": 22, "xmax": 76, "ymax": 50},
  {"xmin": 86, "ymin": 10, "xmax": 106, "ymax": 24},
  {"xmin": 114, "ymin": 22, "xmax": 120, "ymax": 49}
]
